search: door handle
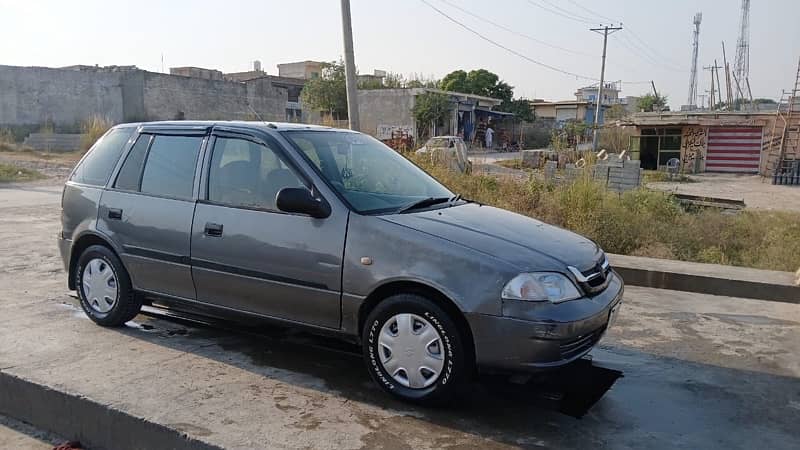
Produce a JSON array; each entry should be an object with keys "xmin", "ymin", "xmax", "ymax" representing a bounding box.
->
[
  {"xmin": 204, "ymin": 222, "xmax": 223, "ymax": 237},
  {"xmin": 107, "ymin": 208, "xmax": 123, "ymax": 220}
]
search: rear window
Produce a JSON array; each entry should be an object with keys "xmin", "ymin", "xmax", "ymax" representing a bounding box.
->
[
  {"xmin": 139, "ymin": 135, "xmax": 202, "ymax": 200},
  {"xmin": 70, "ymin": 128, "xmax": 133, "ymax": 186}
]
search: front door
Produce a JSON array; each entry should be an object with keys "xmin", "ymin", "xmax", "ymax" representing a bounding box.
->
[
  {"xmin": 190, "ymin": 131, "xmax": 347, "ymax": 329},
  {"xmin": 98, "ymin": 131, "xmax": 206, "ymax": 300}
]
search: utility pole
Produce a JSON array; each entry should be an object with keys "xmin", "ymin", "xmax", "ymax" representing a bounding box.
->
[
  {"xmin": 340, "ymin": 0, "xmax": 360, "ymax": 131},
  {"xmin": 722, "ymin": 42, "xmax": 734, "ymax": 111},
  {"xmin": 714, "ymin": 59, "xmax": 723, "ymax": 109},
  {"xmin": 703, "ymin": 62, "xmax": 721, "ymax": 109},
  {"xmin": 590, "ymin": 24, "xmax": 623, "ymax": 152}
]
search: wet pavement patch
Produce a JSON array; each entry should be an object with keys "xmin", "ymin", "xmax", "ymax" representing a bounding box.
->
[
  {"xmin": 139, "ymin": 304, "xmax": 623, "ymax": 418},
  {"xmin": 480, "ymin": 359, "xmax": 623, "ymax": 418}
]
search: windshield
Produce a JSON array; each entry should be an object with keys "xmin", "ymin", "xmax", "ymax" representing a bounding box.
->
[{"xmin": 283, "ymin": 131, "xmax": 453, "ymax": 214}]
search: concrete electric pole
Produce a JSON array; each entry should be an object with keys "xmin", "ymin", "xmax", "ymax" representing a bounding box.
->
[
  {"xmin": 340, "ymin": 0, "xmax": 360, "ymax": 131},
  {"xmin": 590, "ymin": 25, "xmax": 622, "ymax": 152}
]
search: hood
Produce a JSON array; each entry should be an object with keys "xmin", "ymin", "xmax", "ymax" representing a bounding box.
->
[{"xmin": 381, "ymin": 203, "xmax": 602, "ymax": 272}]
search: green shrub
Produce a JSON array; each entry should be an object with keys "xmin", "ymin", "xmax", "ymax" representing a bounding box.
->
[{"xmin": 408, "ymin": 153, "xmax": 800, "ymax": 272}]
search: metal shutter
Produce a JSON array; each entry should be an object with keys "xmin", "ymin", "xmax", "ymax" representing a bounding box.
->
[{"xmin": 705, "ymin": 127, "xmax": 762, "ymax": 173}]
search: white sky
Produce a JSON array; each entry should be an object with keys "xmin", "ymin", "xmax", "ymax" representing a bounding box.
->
[{"xmin": 1, "ymin": 0, "xmax": 798, "ymax": 109}]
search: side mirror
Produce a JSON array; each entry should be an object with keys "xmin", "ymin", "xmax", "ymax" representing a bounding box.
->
[{"xmin": 276, "ymin": 187, "xmax": 331, "ymax": 219}]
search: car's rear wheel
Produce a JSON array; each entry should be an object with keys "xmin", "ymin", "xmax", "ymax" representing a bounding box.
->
[
  {"xmin": 75, "ymin": 245, "xmax": 141, "ymax": 327},
  {"xmin": 363, "ymin": 293, "xmax": 469, "ymax": 404}
]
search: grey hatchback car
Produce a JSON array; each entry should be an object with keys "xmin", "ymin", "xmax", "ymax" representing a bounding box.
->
[{"xmin": 59, "ymin": 121, "xmax": 623, "ymax": 403}]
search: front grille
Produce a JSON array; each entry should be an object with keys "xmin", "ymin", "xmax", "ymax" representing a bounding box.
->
[
  {"xmin": 568, "ymin": 254, "xmax": 612, "ymax": 295},
  {"xmin": 559, "ymin": 327, "xmax": 604, "ymax": 360}
]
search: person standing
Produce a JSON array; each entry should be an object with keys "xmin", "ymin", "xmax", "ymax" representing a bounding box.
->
[{"xmin": 485, "ymin": 126, "xmax": 494, "ymax": 150}]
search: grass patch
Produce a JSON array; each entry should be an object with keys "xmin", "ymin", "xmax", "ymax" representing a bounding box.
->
[
  {"xmin": 0, "ymin": 163, "xmax": 46, "ymax": 182},
  {"xmin": 410, "ymin": 154, "xmax": 800, "ymax": 272},
  {"xmin": 495, "ymin": 159, "xmax": 531, "ymax": 171}
]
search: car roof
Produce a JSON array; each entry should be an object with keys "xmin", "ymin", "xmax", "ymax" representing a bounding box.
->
[{"xmin": 115, "ymin": 120, "xmax": 352, "ymax": 133}]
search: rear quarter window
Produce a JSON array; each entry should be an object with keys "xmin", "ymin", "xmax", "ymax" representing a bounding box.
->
[{"xmin": 70, "ymin": 127, "xmax": 134, "ymax": 186}]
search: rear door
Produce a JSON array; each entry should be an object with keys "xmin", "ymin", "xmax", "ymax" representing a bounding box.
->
[
  {"xmin": 190, "ymin": 129, "xmax": 347, "ymax": 328},
  {"xmin": 97, "ymin": 127, "xmax": 207, "ymax": 299}
]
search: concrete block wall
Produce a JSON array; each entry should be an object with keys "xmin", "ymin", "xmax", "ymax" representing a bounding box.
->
[
  {"xmin": 0, "ymin": 65, "xmax": 124, "ymax": 127},
  {"xmin": 357, "ymin": 89, "xmax": 418, "ymax": 139},
  {"xmin": 0, "ymin": 65, "xmax": 290, "ymax": 129},
  {"xmin": 140, "ymin": 73, "xmax": 286, "ymax": 122},
  {"xmin": 22, "ymin": 133, "xmax": 85, "ymax": 152},
  {"xmin": 545, "ymin": 159, "xmax": 642, "ymax": 192}
]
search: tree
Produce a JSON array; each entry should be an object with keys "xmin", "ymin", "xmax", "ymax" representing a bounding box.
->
[
  {"xmin": 412, "ymin": 92, "xmax": 451, "ymax": 139},
  {"xmin": 497, "ymin": 98, "xmax": 534, "ymax": 122},
  {"xmin": 604, "ymin": 104, "xmax": 629, "ymax": 120},
  {"xmin": 440, "ymin": 69, "xmax": 513, "ymax": 103},
  {"xmin": 300, "ymin": 60, "xmax": 348, "ymax": 119},
  {"xmin": 636, "ymin": 93, "xmax": 668, "ymax": 112}
]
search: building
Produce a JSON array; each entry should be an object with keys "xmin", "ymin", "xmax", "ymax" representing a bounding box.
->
[
  {"xmin": 531, "ymin": 100, "xmax": 595, "ymax": 124},
  {"xmin": 0, "ymin": 64, "xmax": 293, "ymax": 130},
  {"xmin": 575, "ymin": 82, "xmax": 621, "ymax": 105},
  {"xmin": 357, "ymin": 88, "xmax": 504, "ymax": 142},
  {"xmin": 620, "ymin": 110, "xmax": 785, "ymax": 174},
  {"xmin": 169, "ymin": 66, "xmax": 224, "ymax": 81},
  {"xmin": 224, "ymin": 61, "xmax": 267, "ymax": 82},
  {"xmin": 277, "ymin": 61, "xmax": 323, "ymax": 79},
  {"xmin": 357, "ymin": 69, "xmax": 387, "ymax": 86}
]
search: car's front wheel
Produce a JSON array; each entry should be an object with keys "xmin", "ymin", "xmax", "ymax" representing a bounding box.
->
[
  {"xmin": 75, "ymin": 245, "xmax": 141, "ymax": 327},
  {"xmin": 363, "ymin": 293, "xmax": 469, "ymax": 404}
]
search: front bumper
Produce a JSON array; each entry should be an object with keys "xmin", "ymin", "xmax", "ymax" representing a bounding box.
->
[{"xmin": 467, "ymin": 271, "xmax": 623, "ymax": 372}]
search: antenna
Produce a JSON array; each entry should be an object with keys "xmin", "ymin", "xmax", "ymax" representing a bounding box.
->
[
  {"xmin": 687, "ymin": 12, "xmax": 702, "ymax": 107},
  {"xmin": 733, "ymin": 0, "xmax": 750, "ymax": 106}
]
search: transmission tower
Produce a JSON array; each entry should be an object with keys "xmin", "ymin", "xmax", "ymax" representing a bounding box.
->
[
  {"xmin": 733, "ymin": 0, "xmax": 750, "ymax": 106},
  {"xmin": 686, "ymin": 12, "xmax": 702, "ymax": 107}
]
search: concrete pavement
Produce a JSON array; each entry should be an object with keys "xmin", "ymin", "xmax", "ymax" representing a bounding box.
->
[{"xmin": 0, "ymin": 178, "xmax": 798, "ymax": 449}]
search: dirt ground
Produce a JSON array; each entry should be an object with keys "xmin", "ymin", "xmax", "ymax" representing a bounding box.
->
[
  {"xmin": 646, "ymin": 173, "xmax": 800, "ymax": 212},
  {"xmin": 0, "ymin": 415, "xmax": 65, "ymax": 450},
  {"xmin": 1, "ymin": 154, "xmax": 799, "ymax": 449}
]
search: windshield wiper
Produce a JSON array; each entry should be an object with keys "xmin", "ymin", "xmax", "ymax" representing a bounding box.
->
[{"xmin": 396, "ymin": 196, "xmax": 451, "ymax": 214}]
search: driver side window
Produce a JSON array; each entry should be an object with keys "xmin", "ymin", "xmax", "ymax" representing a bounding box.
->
[{"xmin": 207, "ymin": 136, "xmax": 305, "ymax": 211}]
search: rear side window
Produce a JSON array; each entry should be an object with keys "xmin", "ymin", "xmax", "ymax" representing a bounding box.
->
[
  {"xmin": 114, "ymin": 134, "xmax": 152, "ymax": 191},
  {"xmin": 70, "ymin": 128, "xmax": 133, "ymax": 186},
  {"xmin": 139, "ymin": 135, "xmax": 202, "ymax": 200}
]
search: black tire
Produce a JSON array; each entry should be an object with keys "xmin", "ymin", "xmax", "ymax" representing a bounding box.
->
[
  {"xmin": 362, "ymin": 293, "xmax": 469, "ymax": 405},
  {"xmin": 75, "ymin": 244, "xmax": 141, "ymax": 327}
]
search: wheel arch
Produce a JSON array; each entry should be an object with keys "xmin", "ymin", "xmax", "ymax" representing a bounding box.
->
[
  {"xmin": 358, "ymin": 280, "xmax": 476, "ymax": 367},
  {"xmin": 68, "ymin": 232, "xmax": 122, "ymax": 290}
]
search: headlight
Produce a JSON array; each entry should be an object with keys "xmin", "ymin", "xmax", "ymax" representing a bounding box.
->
[{"xmin": 501, "ymin": 273, "xmax": 582, "ymax": 303}]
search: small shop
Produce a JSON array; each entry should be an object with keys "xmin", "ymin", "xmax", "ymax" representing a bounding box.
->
[{"xmin": 623, "ymin": 112, "xmax": 776, "ymax": 174}]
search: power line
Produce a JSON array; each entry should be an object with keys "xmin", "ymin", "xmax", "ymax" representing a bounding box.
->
[
  {"xmin": 565, "ymin": 0, "xmax": 618, "ymax": 24},
  {"xmin": 524, "ymin": 0, "xmax": 594, "ymax": 25},
  {"xmin": 626, "ymin": 27, "xmax": 684, "ymax": 67},
  {"xmin": 420, "ymin": 0, "xmax": 598, "ymax": 81},
  {"xmin": 538, "ymin": 0, "xmax": 596, "ymax": 23},
  {"xmin": 437, "ymin": 0, "xmax": 594, "ymax": 57},
  {"xmin": 615, "ymin": 33, "xmax": 684, "ymax": 73}
]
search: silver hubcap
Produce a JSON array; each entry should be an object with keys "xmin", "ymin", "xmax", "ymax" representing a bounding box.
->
[
  {"xmin": 82, "ymin": 258, "xmax": 118, "ymax": 313},
  {"xmin": 378, "ymin": 313, "xmax": 444, "ymax": 389}
]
